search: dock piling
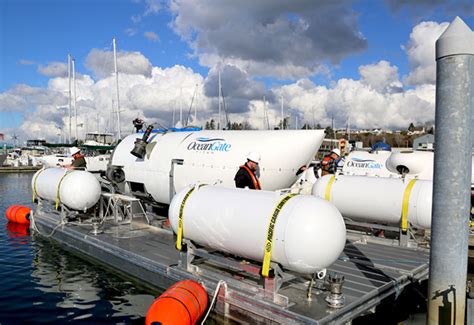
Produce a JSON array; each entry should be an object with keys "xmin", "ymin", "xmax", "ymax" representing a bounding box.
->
[{"xmin": 428, "ymin": 16, "xmax": 474, "ymax": 325}]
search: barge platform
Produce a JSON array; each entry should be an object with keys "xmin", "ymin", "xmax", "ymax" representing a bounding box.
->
[
  {"xmin": 32, "ymin": 204, "xmax": 430, "ymax": 324},
  {"xmin": 0, "ymin": 166, "xmax": 42, "ymax": 173}
]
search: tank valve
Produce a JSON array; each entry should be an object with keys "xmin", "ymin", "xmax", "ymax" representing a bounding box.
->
[
  {"xmin": 325, "ymin": 272, "xmax": 345, "ymax": 308},
  {"xmin": 130, "ymin": 125, "xmax": 154, "ymax": 159}
]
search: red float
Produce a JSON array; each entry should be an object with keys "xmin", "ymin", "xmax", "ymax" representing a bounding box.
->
[
  {"xmin": 146, "ymin": 280, "xmax": 208, "ymax": 325},
  {"xmin": 5, "ymin": 205, "xmax": 31, "ymax": 225}
]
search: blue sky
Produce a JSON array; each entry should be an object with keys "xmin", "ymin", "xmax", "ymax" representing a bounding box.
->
[
  {"xmin": 2, "ymin": 0, "xmax": 462, "ymax": 90},
  {"xmin": 0, "ymin": 0, "xmax": 202, "ymax": 90},
  {"xmin": 0, "ymin": 0, "xmax": 473, "ymax": 139}
]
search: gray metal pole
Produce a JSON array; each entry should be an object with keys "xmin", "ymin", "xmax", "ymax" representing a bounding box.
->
[
  {"xmin": 72, "ymin": 58, "xmax": 77, "ymax": 141},
  {"xmin": 113, "ymin": 37, "xmax": 122, "ymax": 140},
  {"xmin": 428, "ymin": 17, "xmax": 474, "ymax": 325},
  {"xmin": 67, "ymin": 54, "xmax": 72, "ymax": 144}
]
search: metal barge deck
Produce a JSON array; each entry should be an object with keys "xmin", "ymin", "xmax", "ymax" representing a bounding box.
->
[
  {"xmin": 0, "ymin": 166, "xmax": 42, "ymax": 173},
  {"xmin": 32, "ymin": 204, "xmax": 429, "ymax": 324}
]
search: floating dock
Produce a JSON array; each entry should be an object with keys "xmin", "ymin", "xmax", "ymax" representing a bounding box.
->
[
  {"xmin": 32, "ymin": 204, "xmax": 429, "ymax": 324},
  {"xmin": 0, "ymin": 166, "xmax": 42, "ymax": 173}
]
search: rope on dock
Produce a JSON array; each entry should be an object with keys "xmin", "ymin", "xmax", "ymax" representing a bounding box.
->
[
  {"xmin": 30, "ymin": 210, "xmax": 65, "ymax": 238},
  {"xmin": 201, "ymin": 280, "xmax": 227, "ymax": 324}
]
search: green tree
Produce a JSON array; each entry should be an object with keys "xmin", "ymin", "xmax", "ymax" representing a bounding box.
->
[{"xmin": 325, "ymin": 126, "xmax": 334, "ymax": 138}]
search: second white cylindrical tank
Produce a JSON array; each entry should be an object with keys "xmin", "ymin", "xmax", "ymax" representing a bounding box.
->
[
  {"xmin": 312, "ymin": 174, "xmax": 432, "ymax": 229},
  {"xmin": 32, "ymin": 167, "xmax": 101, "ymax": 211},
  {"xmin": 169, "ymin": 186, "xmax": 346, "ymax": 274}
]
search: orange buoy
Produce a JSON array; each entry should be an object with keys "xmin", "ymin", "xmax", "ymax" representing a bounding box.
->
[
  {"xmin": 146, "ymin": 280, "xmax": 208, "ymax": 325},
  {"xmin": 5, "ymin": 205, "xmax": 31, "ymax": 225}
]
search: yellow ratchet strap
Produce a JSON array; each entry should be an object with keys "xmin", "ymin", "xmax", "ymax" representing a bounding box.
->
[
  {"xmin": 324, "ymin": 175, "xmax": 336, "ymax": 201},
  {"xmin": 32, "ymin": 168, "xmax": 46, "ymax": 202},
  {"xmin": 401, "ymin": 179, "xmax": 417, "ymax": 232},
  {"xmin": 176, "ymin": 186, "xmax": 197, "ymax": 251},
  {"xmin": 55, "ymin": 170, "xmax": 72, "ymax": 210},
  {"xmin": 261, "ymin": 193, "xmax": 297, "ymax": 277}
]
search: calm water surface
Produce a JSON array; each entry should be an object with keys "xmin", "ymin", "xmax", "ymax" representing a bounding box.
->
[{"xmin": 0, "ymin": 173, "xmax": 158, "ymax": 324}]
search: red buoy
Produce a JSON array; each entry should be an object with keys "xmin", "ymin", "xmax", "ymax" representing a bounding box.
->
[
  {"xmin": 5, "ymin": 205, "xmax": 31, "ymax": 225},
  {"xmin": 146, "ymin": 280, "xmax": 208, "ymax": 325}
]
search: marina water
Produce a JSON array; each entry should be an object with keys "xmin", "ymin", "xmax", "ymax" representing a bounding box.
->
[{"xmin": 0, "ymin": 173, "xmax": 156, "ymax": 324}]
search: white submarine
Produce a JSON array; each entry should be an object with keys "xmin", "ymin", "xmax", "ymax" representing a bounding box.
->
[{"xmin": 108, "ymin": 128, "xmax": 326, "ymax": 204}]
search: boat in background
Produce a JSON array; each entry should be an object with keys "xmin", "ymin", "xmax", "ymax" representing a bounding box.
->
[{"xmin": 83, "ymin": 132, "xmax": 115, "ymax": 147}]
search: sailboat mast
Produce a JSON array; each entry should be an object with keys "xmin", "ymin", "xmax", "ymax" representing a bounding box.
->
[
  {"xmin": 72, "ymin": 58, "xmax": 77, "ymax": 141},
  {"xmin": 67, "ymin": 54, "xmax": 72, "ymax": 143},
  {"xmin": 194, "ymin": 84, "xmax": 198, "ymax": 124},
  {"xmin": 113, "ymin": 37, "xmax": 122, "ymax": 140},
  {"xmin": 172, "ymin": 102, "xmax": 176, "ymax": 127},
  {"xmin": 348, "ymin": 116, "xmax": 351, "ymax": 142},
  {"xmin": 179, "ymin": 88, "xmax": 183, "ymax": 126},
  {"xmin": 280, "ymin": 96, "xmax": 284, "ymax": 130},
  {"xmin": 218, "ymin": 70, "xmax": 222, "ymax": 130}
]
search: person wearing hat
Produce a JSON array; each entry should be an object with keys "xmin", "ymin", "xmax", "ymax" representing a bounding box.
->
[
  {"xmin": 67, "ymin": 146, "xmax": 87, "ymax": 170},
  {"xmin": 234, "ymin": 152, "xmax": 262, "ymax": 190},
  {"xmin": 321, "ymin": 148, "xmax": 340, "ymax": 176}
]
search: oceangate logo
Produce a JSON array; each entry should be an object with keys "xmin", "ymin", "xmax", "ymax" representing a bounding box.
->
[
  {"xmin": 346, "ymin": 157, "xmax": 383, "ymax": 169},
  {"xmin": 187, "ymin": 137, "xmax": 232, "ymax": 152}
]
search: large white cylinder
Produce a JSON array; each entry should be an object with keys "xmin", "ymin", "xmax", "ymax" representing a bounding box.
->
[
  {"xmin": 169, "ymin": 186, "xmax": 346, "ymax": 274},
  {"xmin": 32, "ymin": 168, "xmax": 101, "ymax": 211},
  {"xmin": 111, "ymin": 130, "xmax": 325, "ymax": 204},
  {"xmin": 312, "ymin": 175, "xmax": 432, "ymax": 229}
]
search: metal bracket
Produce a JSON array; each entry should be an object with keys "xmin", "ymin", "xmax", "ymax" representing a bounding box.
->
[
  {"xmin": 399, "ymin": 228, "xmax": 409, "ymax": 247},
  {"xmin": 178, "ymin": 239, "xmax": 293, "ymax": 306},
  {"xmin": 99, "ymin": 193, "xmax": 150, "ymax": 224},
  {"xmin": 169, "ymin": 159, "xmax": 184, "ymax": 202}
]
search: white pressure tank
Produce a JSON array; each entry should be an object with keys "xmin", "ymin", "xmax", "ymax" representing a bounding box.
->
[
  {"xmin": 169, "ymin": 185, "xmax": 346, "ymax": 274},
  {"xmin": 110, "ymin": 130, "xmax": 325, "ymax": 204},
  {"xmin": 32, "ymin": 168, "xmax": 101, "ymax": 211},
  {"xmin": 312, "ymin": 174, "xmax": 432, "ymax": 229}
]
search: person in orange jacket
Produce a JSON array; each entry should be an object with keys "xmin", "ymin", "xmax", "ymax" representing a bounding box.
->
[
  {"xmin": 321, "ymin": 148, "xmax": 340, "ymax": 176},
  {"xmin": 234, "ymin": 152, "xmax": 262, "ymax": 190}
]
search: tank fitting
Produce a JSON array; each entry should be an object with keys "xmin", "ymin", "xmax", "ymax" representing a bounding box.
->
[{"xmin": 325, "ymin": 272, "xmax": 345, "ymax": 308}]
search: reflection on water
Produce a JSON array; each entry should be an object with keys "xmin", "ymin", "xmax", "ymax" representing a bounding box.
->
[{"xmin": 0, "ymin": 173, "xmax": 156, "ymax": 323}]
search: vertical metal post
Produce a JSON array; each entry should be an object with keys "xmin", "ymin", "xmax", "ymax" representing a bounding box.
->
[
  {"xmin": 113, "ymin": 37, "xmax": 122, "ymax": 140},
  {"xmin": 72, "ymin": 58, "xmax": 77, "ymax": 141},
  {"xmin": 281, "ymin": 96, "xmax": 284, "ymax": 130},
  {"xmin": 67, "ymin": 54, "xmax": 72, "ymax": 144},
  {"xmin": 218, "ymin": 70, "xmax": 222, "ymax": 130},
  {"xmin": 428, "ymin": 17, "xmax": 474, "ymax": 325},
  {"xmin": 180, "ymin": 87, "xmax": 183, "ymax": 126}
]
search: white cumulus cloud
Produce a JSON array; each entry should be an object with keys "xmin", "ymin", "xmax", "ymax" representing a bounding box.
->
[
  {"xmin": 403, "ymin": 21, "xmax": 449, "ymax": 86},
  {"xmin": 359, "ymin": 60, "xmax": 403, "ymax": 93},
  {"xmin": 169, "ymin": 0, "xmax": 367, "ymax": 79},
  {"xmin": 144, "ymin": 31, "xmax": 159, "ymax": 42},
  {"xmin": 85, "ymin": 49, "xmax": 153, "ymax": 79},
  {"xmin": 37, "ymin": 62, "xmax": 68, "ymax": 77}
]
